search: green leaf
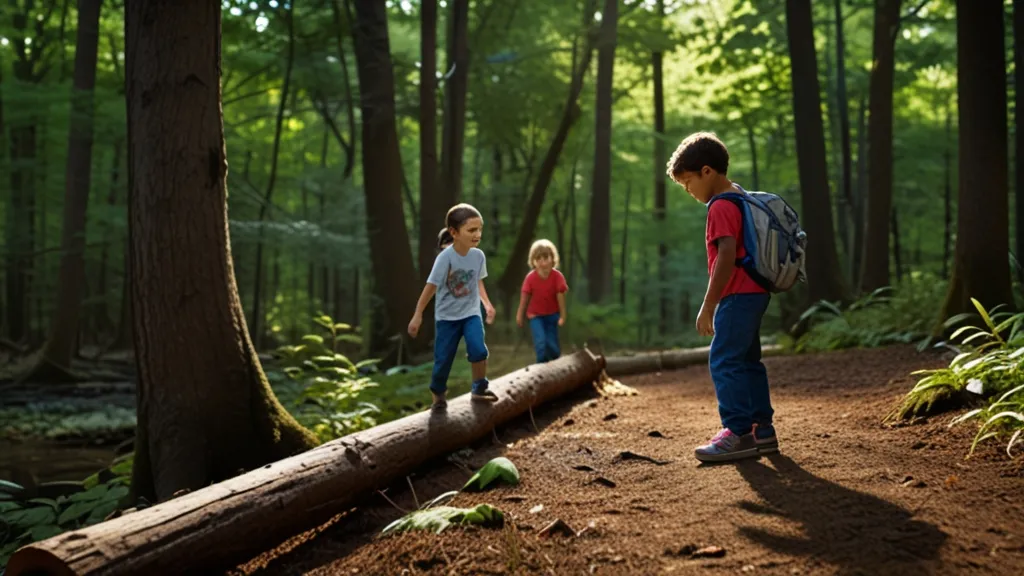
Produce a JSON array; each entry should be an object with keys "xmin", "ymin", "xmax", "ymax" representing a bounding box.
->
[
  {"xmin": 27, "ymin": 498, "xmax": 59, "ymax": 510},
  {"xmin": 5, "ymin": 506, "xmax": 57, "ymax": 529},
  {"xmin": 28, "ymin": 523, "xmax": 64, "ymax": 541},
  {"xmin": 57, "ymin": 500, "xmax": 98, "ymax": 525},
  {"xmin": 462, "ymin": 457, "xmax": 520, "ymax": 492},
  {"xmin": 86, "ymin": 500, "xmax": 120, "ymax": 524},
  {"xmin": 0, "ymin": 479, "xmax": 26, "ymax": 496},
  {"xmin": 381, "ymin": 504, "xmax": 504, "ymax": 535},
  {"xmin": 419, "ymin": 490, "xmax": 460, "ymax": 510},
  {"xmin": 68, "ymin": 484, "xmax": 109, "ymax": 503}
]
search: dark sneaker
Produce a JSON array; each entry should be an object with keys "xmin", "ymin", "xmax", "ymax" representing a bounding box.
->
[
  {"xmin": 471, "ymin": 389, "xmax": 499, "ymax": 402},
  {"xmin": 754, "ymin": 423, "xmax": 779, "ymax": 454},
  {"xmin": 431, "ymin": 391, "xmax": 448, "ymax": 411},
  {"xmin": 694, "ymin": 428, "xmax": 759, "ymax": 463}
]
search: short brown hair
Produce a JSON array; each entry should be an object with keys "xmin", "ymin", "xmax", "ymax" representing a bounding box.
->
[
  {"xmin": 666, "ymin": 131, "xmax": 729, "ymax": 183},
  {"xmin": 446, "ymin": 203, "xmax": 483, "ymax": 231},
  {"xmin": 528, "ymin": 239, "xmax": 560, "ymax": 269}
]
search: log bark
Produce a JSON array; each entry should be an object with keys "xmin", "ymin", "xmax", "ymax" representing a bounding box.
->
[
  {"xmin": 6, "ymin": 350, "xmax": 606, "ymax": 576},
  {"xmin": 605, "ymin": 345, "xmax": 783, "ymax": 377}
]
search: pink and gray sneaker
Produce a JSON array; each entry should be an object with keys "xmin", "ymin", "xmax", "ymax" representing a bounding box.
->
[{"xmin": 694, "ymin": 428, "xmax": 759, "ymax": 463}]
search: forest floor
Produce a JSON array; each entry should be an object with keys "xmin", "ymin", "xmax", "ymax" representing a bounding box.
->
[{"xmin": 235, "ymin": 346, "xmax": 1024, "ymax": 576}]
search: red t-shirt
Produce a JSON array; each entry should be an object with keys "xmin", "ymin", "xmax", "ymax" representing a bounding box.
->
[
  {"xmin": 521, "ymin": 269, "xmax": 568, "ymax": 317},
  {"xmin": 706, "ymin": 199, "xmax": 766, "ymax": 298}
]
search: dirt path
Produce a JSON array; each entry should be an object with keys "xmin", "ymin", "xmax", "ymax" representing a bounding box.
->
[{"xmin": 236, "ymin": 346, "xmax": 1024, "ymax": 575}]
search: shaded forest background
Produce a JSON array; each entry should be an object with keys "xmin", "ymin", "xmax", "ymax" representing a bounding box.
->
[{"xmin": 0, "ymin": 0, "xmax": 1018, "ymax": 367}]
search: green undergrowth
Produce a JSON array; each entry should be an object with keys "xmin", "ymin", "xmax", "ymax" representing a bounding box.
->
[
  {"xmin": 888, "ymin": 298, "xmax": 1024, "ymax": 459},
  {"xmin": 781, "ymin": 274, "xmax": 947, "ymax": 353}
]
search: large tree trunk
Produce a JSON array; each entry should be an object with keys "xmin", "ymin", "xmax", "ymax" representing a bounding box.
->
[
  {"xmin": 1016, "ymin": 0, "xmax": 1024, "ymax": 282},
  {"xmin": 21, "ymin": 0, "xmax": 103, "ymax": 382},
  {"xmin": 439, "ymin": 0, "xmax": 468, "ymax": 207},
  {"xmin": 939, "ymin": 0, "xmax": 1016, "ymax": 325},
  {"xmin": 943, "ymin": 104, "xmax": 952, "ymax": 279},
  {"xmin": 7, "ymin": 350, "xmax": 606, "ymax": 576},
  {"xmin": 350, "ymin": 0, "xmax": 425, "ymax": 356},
  {"xmin": 587, "ymin": 0, "xmax": 618, "ymax": 304},
  {"xmin": 784, "ymin": 0, "xmax": 847, "ymax": 304},
  {"xmin": 606, "ymin": 345, "xmax": 782, "ymax": 377},
  {"xmin": 859, "ymin": 0, "xmax": 902, "ymax": 292},
  {"xmin": 250, "ymin": 4, "xmax": 295, "ymax": 348},
  {"xmin": 853, "ymin": 93, "xmax": 868, "ymax": 287},
  {"xmin": 652, "ymin": 0, "xmax": 668, "ymax": 336},
  {"xmin": 496, "ymin": 0, "xmax": 596, "ymax": 299},
  {"xmin": 123, "ymin": 0, "xmax": 317, "ymax": 503}
]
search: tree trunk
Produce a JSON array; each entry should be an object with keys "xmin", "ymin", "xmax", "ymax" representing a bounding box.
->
[
  {"xmin": 619, "ymin": 182, "xmax": 631, "ymax": 306},
  {"xmin": 652, "ymin": 0, "xmax": 668, "ymax": 335},
  {"xmin": 250, "ymin": 3, "xmax": 295, "ymax": 347},
  {"xmin": 587, "ymin": 0, "xmax": 618, "ymax": 304},
  {"xmin": 606, "ymin": 345, "xmax": 783, "ymax": 378},
  {"xmin": 943, "ymin": 104, "xmax": 952, "ymax": 280},
  {"xmin": 853, "ymin": 92, "xmax": 868, "ymax": 287},
  {"xmin": 350, "ymin": 0, "xmax": 426, "ymax": 356},
  {"xmin": 490, "ymin": 147, "xmax": 502, "ymax": 254},
  {"xmin": 784, "ymin": 0, "xmax": 847, "ymax": 304},
  {"xmin": 859, "ymin": 0, "xmax": 902, "ymax": 292},
  {"xmin": 418, "ymin": 0, "xmax": 440, "ymax": 281},
  {"xmin": 123, "ymin": 0, "xmax": 317, "ymax": 503},
  {"xmin": 496, "ymin": 0, "xmax": 596, "ymax": 299},
  {"xmin": 833, "ymin": 0, "xmax": 855, "ymax": 279},
  {"xmin": 440, "ymin": 0, "xmax": 469, "ymax": 207},
  {"xmin": 891, "ymin": 206, "xmax": 903, "ymax": 283},
  {"xmin": 21, "ymin": 0, "xmax": 103, "ymax": 381},
  {"xmin": 939, "ymin": 0, "xmax": 1016, "ymax": 325},
  {"xmin": 1016, "ymin": 0, "xmax": 1024, "ymax": 282},
  {"xmin": 7, "ymin": 350, "xmax": 606, "ymax": 576},
  {"xmin": 96, "ymin": 139, "xmax": 124, "ymax": 338}
]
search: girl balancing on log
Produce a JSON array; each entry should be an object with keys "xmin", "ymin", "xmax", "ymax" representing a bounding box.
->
[{"xmin": 408, "ymin": 203, "xmax": 498, "ymax": 410}]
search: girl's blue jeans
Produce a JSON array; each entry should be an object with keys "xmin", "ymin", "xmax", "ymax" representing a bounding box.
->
[
  {"xmin": 709, "ymin": 293, "xmax": 774, "ymax": 436},
  {"xmin": 529, "ymin": 313, "xmax": 561, "ymax": 363},
  {"xmin": 430, "ymin": 315, "xmax": 488, "ymax": 394}
]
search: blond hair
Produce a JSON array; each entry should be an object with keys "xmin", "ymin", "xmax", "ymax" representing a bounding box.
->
[{"xmin": 528, "ymin": 239, "xmax": 560, "ymax": 269}]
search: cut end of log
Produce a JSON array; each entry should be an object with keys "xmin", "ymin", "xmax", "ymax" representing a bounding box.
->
[{"xmin": 6, "ymin": 545, "xmax": 78, "ymax": 576}]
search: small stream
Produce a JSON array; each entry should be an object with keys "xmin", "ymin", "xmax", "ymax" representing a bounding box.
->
[{"xmin": 0, "ymin": 439, "xmax": 119, "ymax": 484}]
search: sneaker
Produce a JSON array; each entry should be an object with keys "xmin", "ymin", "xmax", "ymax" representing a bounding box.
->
[
  {"xmin": 753, "ymin": 423, "xmax": 779, "ymax": 454},
  {"xmin": 471, "ymin": 389, "xmax": 499, "ymax": 402},
  {"xmin": 431, "ymin": 391, "xmax": 447, "ymax": 411},
  {"xmin": 694, "ymin": 428, "xmax": 759, "ymax": 463}
]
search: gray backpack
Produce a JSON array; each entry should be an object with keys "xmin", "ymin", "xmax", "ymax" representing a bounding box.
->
[{"xmin": 707, "ymin": 185, "xmax": 807, "ymax": 293}]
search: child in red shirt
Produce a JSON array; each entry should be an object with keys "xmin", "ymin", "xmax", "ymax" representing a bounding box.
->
[
  {"xmin": 516, "ymin": 239, "xmax": 568, "ymax": 363},
  {"xmin": 666, "ymin": 131, "xmax": 777, "ymax": 463}
]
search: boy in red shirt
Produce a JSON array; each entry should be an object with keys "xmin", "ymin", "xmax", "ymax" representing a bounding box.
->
[
  {"xmin": 516, "ymin": 239, "xmax": 568, "ymax": 363},
  {"xmin": 666, "ymin": 131, "xmax": 777, "ymax": 463}
]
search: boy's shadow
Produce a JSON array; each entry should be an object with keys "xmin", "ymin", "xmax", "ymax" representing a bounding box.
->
[{"xmin": 734, "ymin": 454, "xmax": 946, "ymax": 574}]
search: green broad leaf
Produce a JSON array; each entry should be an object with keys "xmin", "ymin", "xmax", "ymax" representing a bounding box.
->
[
  {"xmin": 333, "ymin": 323, "xmax": 352, "ymax": 332},
  {"xmin": 68, "ymin": 484, "xmax": 109, "ymax": 503},
  {"xmin": 57, "ymin": 500, "xmax": 98, "ymax": 525},
  {"xmin": 28, "ymin": 523, "xmax": 64, "ymax": 541},
  {"xmin": 6, "ymin": 506, "xmax": 57, "ymax": 529},
  {"xmin": 86, "ymin": 500, "xmax": 120, "ymax": 524},
  {"xmin": 27, "ymin": 498, "xmax": 58, "ymax": 510},
  {"xmin": 110, "ymin": 457, "xmax": 134, "ymax": 477},
  {"xmin": 82, "ymin": 472, "xmax": 101, "ymax": 490},
  {"xmin": 0, "ymin": 479, "xmax": 26, "ymax": 496},
  {"xmin": 381, "ymin": 504, "xmax": 504, "ymax": 535},
  {"xmin": 462, "ymin": 457, "xmax": 520, "ymax": 492}
]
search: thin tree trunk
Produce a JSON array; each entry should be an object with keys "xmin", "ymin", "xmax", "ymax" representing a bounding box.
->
[
  {"xmin": 939, "ymin": 0, "xmax": 1016, "ymax": 328},
  {"xmin": 943, "ymin": 104, "xmax": 952, "ymax": 280},
  {"xmin": 587, "ymin": 0, "xmax": 618, "ymax": 304},
  {"xmin": 496, "ymin": 0, "xmax": 597, "ymax": 299},
  {"xmin": 891, "ymin": 206, "xmax": 903, "ymax": 283},
  {"xmin": 834, "ymin": 0, "xmax": 855, "ymax": 279},
  {"xmin": 439, "ymin": 0, "xmax": 468, "ymax": 207},
  {"xmin": 21, "ymin": 0, "xmax": 103, "ymax": 380},
  {"xmin": 491, "ymin": 147, "xmax": 502, "ymax": 254},
  {"xmin": 652, "ymin": 0, "xmax": 668, "ymax": 335},
  {"xmin": 349, "ymin": 0, "xmax": 426, "ymax": 356},
  {"xmin": 785, "ymin": 0, "xmax": 848, "ymax": 304},
  {"xmin": 619, "ymin": 182, "xmax": 631, "ymax": 306},
  {"xmin": 124, "ymin": 0, "xmax": 317, "ymax": 503},
  {"xmin": 96, "ymin": 139, "xmax": 123, "ymax": 338},
  {"xmin": 853, "ymin": 92, "xmax": 868, "ymax": 287},
  {"xmin": 860, "ymin": 0, "xmax": 903, "ymax": 292},
  {"xmin": 250, "ymin": 3, "xmax": 296, "ymax": 347},
  {"xmin": 418, "ymin": 0, "xmax": 440, "ymax": 282}
]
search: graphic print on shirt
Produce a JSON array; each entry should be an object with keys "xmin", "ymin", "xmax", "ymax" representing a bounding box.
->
[{"xmin": 446, "ymin": 267, "xmax": 476, "ymax": 298}]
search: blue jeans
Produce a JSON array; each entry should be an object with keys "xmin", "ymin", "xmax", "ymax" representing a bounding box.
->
[
  {"xmin": 430, "ymin": 315, "xmax": 489, "ymax": 394},
  {"xmin": 709, "ymin": 293, "xmax": 773, "ymax": 436},
  {"xmin": 529, "ymin": 313, "xmax": 561, "ymax": 363}
]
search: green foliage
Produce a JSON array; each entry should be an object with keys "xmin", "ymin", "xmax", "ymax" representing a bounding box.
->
[
  {"xmin": 273, "ymin": 315, "xmax": 382, "ymax": 443},
  {"xmin": 786, "ymin": 277, "xmax": 946, "ymax": 352},
  {"xmin": 462, "ymin": 457, "xmax": 520, "ymax": 492},
  {"xmin": 380, "ymin": 503, "xmax": 505, "ymax": 535},
  {"xmin": 0, "ymin": 402, "xmax": 136, "ymax": 442},
  {"xmin": 0, "ymin": 454, "xmax": 133, "ymax": 566},
  {"xmin": 890, "ymin": 297, "xmax": 1024, "ymax": 458}
]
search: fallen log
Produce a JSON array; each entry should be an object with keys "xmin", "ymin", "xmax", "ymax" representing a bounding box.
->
[
  {"xmin": 605, "ymin": 344, "xmax": 783, "ymax": 377},
  {"xmin": 6, "ymin": 350, "xmax": 605, "ymax": 576}
]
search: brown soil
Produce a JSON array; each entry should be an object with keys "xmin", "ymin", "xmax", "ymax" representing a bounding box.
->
[{"xmin": 234, "ymin": 346, "xmax": 1024, "ymax": 575}]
